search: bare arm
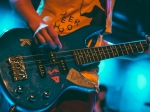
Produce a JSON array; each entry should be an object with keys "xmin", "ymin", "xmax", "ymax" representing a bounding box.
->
[
  {"xmin": 9, "ymin": 0, "xmax": 62, "ymax": 49},
  {"xmin": 9, "ymin": 0, "xmax": 43, "ymax": 31}
]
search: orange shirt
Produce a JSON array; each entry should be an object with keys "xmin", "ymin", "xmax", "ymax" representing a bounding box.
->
[{"xmin": 38, "ymin": 0, "xmax": 115, "ymax": 36}]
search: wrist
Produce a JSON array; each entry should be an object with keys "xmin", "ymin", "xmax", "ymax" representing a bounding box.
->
[
  {"xmin": 28, "ymin": 18, "xmax": 46, "ymax": 32},
  {"xmin": 33, "ymin": 23, "xmax": 48, "ymax": 37}
]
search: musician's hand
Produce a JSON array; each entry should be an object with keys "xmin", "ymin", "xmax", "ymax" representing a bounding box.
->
[{"xmin": 33, "ymin": 23, "xmax": 62, "ymax": 49}]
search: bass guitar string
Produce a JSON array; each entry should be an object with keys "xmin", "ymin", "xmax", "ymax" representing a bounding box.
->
[
  {"xmin": 21, "ymin": 41, "xmax": 148, "ymax": 59},
  {"xmin": 11, "ymin": 46, "xmax": 147, "ymax": 71},
  {"xmin": 21, "ymin": 43, "xmax": 148, "ymax": 60},
  {"xmin": 22, "ymin": 45, "xmax": 148, "ymax": 63},
  {"xmin": 7, "ymin": 44, "xmax": 148, "ymax": 67},
  {"xmin": 6, "ymin": 42, "xmax": 148, "ymax": 70}
]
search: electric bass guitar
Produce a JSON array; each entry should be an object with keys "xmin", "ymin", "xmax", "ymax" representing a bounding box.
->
[{"xmin": 0, "ymin": 26, "xmax": 149, "ymax": 111}]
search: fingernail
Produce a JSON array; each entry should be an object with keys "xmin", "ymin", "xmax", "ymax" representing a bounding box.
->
[
  {"xmin": 52, "ymin": 45, "xmax": 57, "ymax": 49},
  {"xmin": 38, "ymin": 43, "xmax": 48, "ymax": 48},
  {"xmin": 58, "ymin": 44, "xmax": 62, "ymax": 49}
]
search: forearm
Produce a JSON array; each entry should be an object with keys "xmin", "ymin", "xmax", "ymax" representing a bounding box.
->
[{"xmin": 9, "ymin": 0, "xmax": 44, "ymax": 31}]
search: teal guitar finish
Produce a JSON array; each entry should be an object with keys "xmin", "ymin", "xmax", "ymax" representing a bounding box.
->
[
  {"xmin": 0, "ymin": 26, "xmax": 149, "ymax": 111},
  {"xmin": 0, "ymin": 26, "xmax": 103, "ymax": 111}
]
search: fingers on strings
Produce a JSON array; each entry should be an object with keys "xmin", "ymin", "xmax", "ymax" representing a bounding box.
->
[{"xmin": 34, "ymin": 26, "xmax": 62, "ymax": 49}]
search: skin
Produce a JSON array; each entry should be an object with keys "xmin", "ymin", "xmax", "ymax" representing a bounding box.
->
[{"xmin": 9, "ymin": 0, "xmax": 62, "ymax": 49}]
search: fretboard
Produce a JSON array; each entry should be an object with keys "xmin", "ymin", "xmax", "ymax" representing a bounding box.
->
[{"xmin": 73, "ymin": 40, "xmax": 149, "ymax": 65}]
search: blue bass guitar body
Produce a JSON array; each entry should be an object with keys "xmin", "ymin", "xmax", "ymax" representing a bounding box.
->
[{"xmin": 0, "ymin": 25, "xmax": 102, "ymax": 111}]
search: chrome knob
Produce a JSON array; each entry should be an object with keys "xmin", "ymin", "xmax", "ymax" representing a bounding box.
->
[
  {"xmin": 43, "ymin": 91, "xmax": 50, "ymax": 99},
  {"xmin": 28, "ymin": 94, "xmax": 36, "ymax": 103},
  {"xmin": 16, "ymin": 86, "xmax": 23, "ymax": 94}
]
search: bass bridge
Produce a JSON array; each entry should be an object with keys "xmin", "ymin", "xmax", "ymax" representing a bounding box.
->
[{"xmin": 8, "ymin": 56, "xmax": 27, "ymax": 81}]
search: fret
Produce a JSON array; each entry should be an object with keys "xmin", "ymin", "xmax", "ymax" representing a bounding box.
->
[
  {"xmin": 134, "ymin": 41, "xmax": 148, "ymax": 53},
  {"xmin": 106, "ymin": 46, "xmax": 118, "ymax": 57},
  {"xmin": 109, "ymin": 46, "xmax": 115, "ymax": 57},
  {"xmin": 123, "ymin": 44, "xmax": 129, "ymax": 54},
  {"xmin": 100, "ymin": 47, "xmax": 108, "ymax": 59},
  {"xmin": 99, "ymin": 47, "xmax": 106, "ymax": 59},
  {"xmin": 72, "ymin": 40, "xmax": 148, "ymax": 65},
  {"xmin": 73, "ymin": 51, "xmax": 80, "ymax": 65},
  {"xmin": 141, "ymin": 41, "xmax": 149, "ymax": 51},
  {"xmin": 115, "ymin": 46, "xmax": 119, "ymax": 56},
  {"xmin": 82, "ymin": 49, "xmax": 88, "ymax": 63},
  {"xmin": 76, "ymin": 50, "xmax": 83, "ymax": 65},
  {"xmin": 118, "ymin": 45, "xmax": 124, "ymax": 55},
  {"xmin": 140, "ymin": 42, "xmax": 144, "ymax": 51},
  {"xmin": 90, "ymin": 48, "xmax": 96, "ymax": 62},
  {"xmin": 79, "ymin": 50, "xmax": 86, "ymax": 64},
  {"xmin": 85, "ymin": 49, "xmax": 92, "ymax": 63},
  {"xmin": 119, "ymin": 44, "xmax": 129, "ymax": 56},
  {"xmin": 92, "ymin": 48, "xmax": 99, "ymax": 61},
  {"xmin": 129, "ymin": 43, "xmax": 134, "ymax": 54},
  {"xmin": 95, "ymin": 47, "xmax": 102, "ymax": 60},
  {"xmin": 105, "ymin": 46, "xmax": 111, "ymax": 58},
  {"xmin": 109, "ymin": 46, "xmax": 117, "ymax": 58},
  {"xmin": 136, "ymin": 42, "xmax": 144, "ymax": 52},
  {"xmin": 111, "ymin": 45, "xmax": 119, "ymax": 56},
  {"xmin": 130, "ymin": 42, "xmax": 142, "ymax": 53},
  {"xmin": 76, "ymin": 50, "xmax": 82, "ymax": 65},
  {"xmin": 134, "ymin": 42, "xmax": 139, "ymax": 52}
]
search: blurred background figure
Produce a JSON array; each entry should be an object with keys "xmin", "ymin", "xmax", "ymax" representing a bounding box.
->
[
  {"xmin": 94, "ymin": 85, "xmax": 119, "ymax": 112},
  {"xmin": 94, "ymin": 85, "xmax": 107, "ymax": 112}
]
